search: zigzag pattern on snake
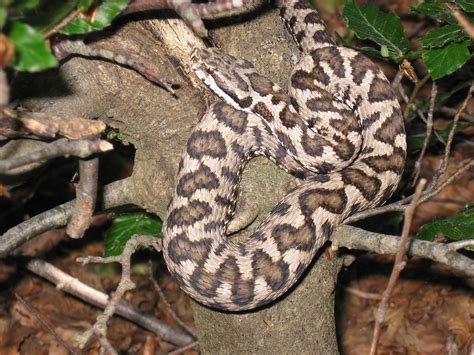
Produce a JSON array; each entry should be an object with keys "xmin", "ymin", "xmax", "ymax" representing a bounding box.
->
[{"xmin": 163, "ymin": 0, "xmax": 407, "ymax": 311}]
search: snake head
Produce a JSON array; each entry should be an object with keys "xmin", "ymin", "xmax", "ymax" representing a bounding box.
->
[{"xmin": 191, "ymin": 48, "xmax": 256, "ymax": 111}]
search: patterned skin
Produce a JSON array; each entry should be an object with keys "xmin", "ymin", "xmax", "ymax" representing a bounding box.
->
[{"xmin": 162, "ymin": 0, "xmax": 406, "ymax": 311}]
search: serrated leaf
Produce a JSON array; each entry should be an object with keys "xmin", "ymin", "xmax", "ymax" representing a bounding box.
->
[
  {"xmin": 61, "ymin": 0, "xmax": 129, "ymax": 34},
  {"xmin": 8, "ymin": 21, "xmax": 58, "ymax": 71},
  {"xmin": 416, "ymin": 206, "xmax": 474, "ymax": 250},
  {"xmin": 457, "ymin": 0, "xmax": 474, "ymax": 12},
  {"xmin": 422, "ymin": 40, "xmax": 470, "ymax": 80},
  {"xmin": 342, "ymin": 0, "xmax": 409, "ymax": 62},
  {"xmin": 104, "ymin": 213, "xmax": 162, "ymax": 257},
  {"xmin": 420, "ymin": 24, "xmax": 468, "ymax": 48}
]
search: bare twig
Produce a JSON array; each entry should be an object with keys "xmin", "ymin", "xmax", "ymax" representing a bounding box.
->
[
  {"xmin": 1, "ymin": 110, "xmax": 106, "ymax": 139},
  {"xmin": 0, "ymin": 138, "xmax": 112, "ymax": 174},
  {"xmin": 369, "ymin": 179, "xmax": 426, "ymax": 355},
  {"xmin": 411, "ymin": 82, "xmax": 437, "ymax": 185},
  {"xmin": 448, "ymin": 4, "xmax": 474, "ymax": 38},
  {"xmin": 53, "ymin": 40, "xmax": 175, "ymax": 93},
  {"xmin": 345, "ymin": 159, "xmax": 474, "ymax": 223},
  {"xmin": 44, "ymin": 9, "xmax": 80, "ymax": 39},
  {"xmin": 0, "ymin": 69, "xmax": 9, "ymax": 109},
  {"xmin": 168, "ymin": 340, "xmax": 199, "ymax": 355},
  {"xmin": 0, "ymin": 178, "xmax": 132, "ymax": 257},
  {"xmin": 448, "ymin": 239, "xmax": 474, "ymax": 251},
  {"xmin": 394, "ymin": 78, "xmax": 446, "ymax": 144},
  {"xmin": 403, "ymin": 74, "xmax": 430, "ymax": 119},
  {"xmin": 67, "ymin": 158, "xmax": 100, "ymax": 239},
  {"xmin": 333, "ymin": 225, "xmax": 474, "ymax": 277},
  {"xmin": 24, "ymin": 258, "xmax": 194, "ymax": 346},
  {"xmin": 15, "ymin": 293, "xmax": 79, "ymax": 355},
  {"xmin": 150, "ymin": 262, "xmax": 197, "ymax": 338},
  {"xmin": 428, "ymin": 84, "xmax": 473, "ymax": 191},
  {"xmin": 76, "ymin": 235, "xmax": 163, "ymax": 348},
  {"xmin": 344, "ymin": 287, "xmax": 382, "ymax": 301},
  {"xmin": 438, "ymin": 107, "xmax": 474, "ymax": 122}
]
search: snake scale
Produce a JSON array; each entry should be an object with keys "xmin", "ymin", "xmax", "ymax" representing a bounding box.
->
[{"xmin": 162, "ymin": 0, "xmax": 407, "ymax": 311}]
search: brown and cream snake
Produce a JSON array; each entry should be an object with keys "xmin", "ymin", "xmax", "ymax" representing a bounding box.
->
[{"xmin": 162, "ymin": 0, "xmax": 407, "ymax": 311}]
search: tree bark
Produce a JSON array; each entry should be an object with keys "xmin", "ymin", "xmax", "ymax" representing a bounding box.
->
[{"xmin": 11, "ymin": 3, "xmax": 342, "ymax": 353}]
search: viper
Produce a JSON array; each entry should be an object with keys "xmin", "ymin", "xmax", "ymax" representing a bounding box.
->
[{"xmin": 162, "ymin": 0, "xmax": 407, "ymax": 311}]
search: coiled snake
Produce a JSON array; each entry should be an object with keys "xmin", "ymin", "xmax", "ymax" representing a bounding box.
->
[{"xmin": 163, "ymin": 0, "xmax": 407, "ymax": 311}]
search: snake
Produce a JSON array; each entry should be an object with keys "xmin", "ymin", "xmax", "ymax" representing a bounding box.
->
[{"xmin": 162, "ymin": 0, "xmax": 407, "ymax": 311}]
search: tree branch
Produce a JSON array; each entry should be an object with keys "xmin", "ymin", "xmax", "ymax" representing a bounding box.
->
[
  {"xmin": 24, "ymin": 258, "xmax": 194, "ymax": 346},
  {"xmin": 0, "ymin": 138, "xmax": 112, "ymax": 174},
  {"xmin": 66, "ymin": 157, "xmax": 100, "ymax": 239},
  {"xmin": 0, "ymin": 178, "xmax": 132, "ymax": 257},
  {"xmin": 332, "ymin": 225, "xmax": 474, "ymax": 277}
]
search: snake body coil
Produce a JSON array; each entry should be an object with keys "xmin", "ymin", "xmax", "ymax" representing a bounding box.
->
[{"xmin": 163, "ymin": 0, "xmax": 406, "ymax": 311}]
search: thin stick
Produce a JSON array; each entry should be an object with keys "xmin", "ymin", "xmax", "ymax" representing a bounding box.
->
[
  {"xmin": 44, "ymin": 9, "xmax": 80, "ymax": 39},
  {"xmin": 369, "ymin": 179, "xmax": 426, "ymax": 355},
  {"xmin": 411, "ymin": 82, "xmax": 437, "ymax": 186},
  {"xmin": 15, "ymin": 293, "xmax": 79, "ymax": 355},
  {"xmin": 168, "ymin": 340, "xmax": 199, "ymax": 355},
  {"xmin": 448, "ymin": 239, "xmax": 474, "ymax": 251},
  {"xmin": 448, "ymin": 4, "xmax": 474, "ymax": 38},
  {"xmin": 76, "ymin": 235, "xmax": 164, "ymax": 347},
  {"xmin": 66, "ymin": 157, "xmax": 99, "ymax": 239},
  {"xmin": 149, "ymin": 261, "xmax": 197, "ymax": 338},
  {"xmin": 428, "ymin": 84, "xmax": 473, "ymax": 191},
  {"xmin": 345, "ymin": 159, "xmax": 474, "ymax": 223},
  {"xmin": 24, "ymin": 258, "xmax": 194, "ymax": 346},
  {"xmin": 403, "ymin": 74, "xmax": 430, "ymax": 119},
  {"xmin": 0, "ymin": 139, "xmax": 112, "ymax": 174},
  {"xmin": 345, "ymin": 287, "xmax": 382, "ymax": 301}
]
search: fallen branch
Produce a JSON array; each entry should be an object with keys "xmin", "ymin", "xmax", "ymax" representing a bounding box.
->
[
  {"xmin": 24, "ymin": 258, "xmax": 194, "ymax": 346},
  {"xmin": 0, "ymin": 138, "xmax": 112, "ymax": 174}
]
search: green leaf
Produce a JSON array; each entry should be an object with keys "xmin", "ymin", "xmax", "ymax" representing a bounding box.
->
[
  {"xmin": 94, "ymin": 0, "xmax": 129, "ymax": 26},
  {"xmin": 104, "ymin": 213, "xmax": 162, "ymax": 257},
  {"xmin": 416, "ymin": 206, "xmax": 474, "ymax": 250},
  {"xmin": 342, "ymin": 0, "xmax": 409, "ymax": 62},
  {"xmin": 61, "ymin": 0, "xmax": 129, "ymax": 34},
  {"xmin": 422, "ymin": 40, "xmax": 471, "ymax": 80},
  {"xmin": 78, "ymin": 0, "xmax": 94, "ymax": 11},
  {"xmin": 16, "ymin": 0, "xmax": 79, "ymax": 34},
  {"xmin": 420, "ymin": 24, "xmax": 468, "ymax": 48},
  {"xmin": 8, "ymin": 21, "xmax": 58, "ymax": 71},
  {"xmin": 60, "ymin": 17, "xmax": 102, "ymax": 34},
  {"xmin": 411, "ymin": 1, "xmax": 456, "ymax": 24},
  {"xmin": 457, "ymin": 0, "xmax": 474, "ymax": 12}
]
